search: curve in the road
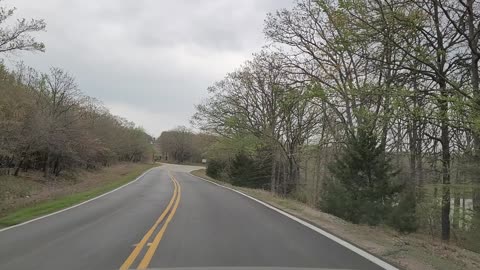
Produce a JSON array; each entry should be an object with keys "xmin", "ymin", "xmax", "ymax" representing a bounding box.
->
[
  {"xmin": 120, "ymin": 171, "xmax": 180, "ymax": 270},
  {"xmin": 138, "ymin": 173, "xmax": 181, "ymax": 269}
]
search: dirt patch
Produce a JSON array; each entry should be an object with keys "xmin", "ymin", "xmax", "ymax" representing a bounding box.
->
[{"xmin": 190, "ymin": 169, "xmax": 480, "ymax": 270}]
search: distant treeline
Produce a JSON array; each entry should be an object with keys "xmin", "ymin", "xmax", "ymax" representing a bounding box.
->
[{"xmin": 156, "ymin": 126, "xmax": 215, "ymax": 164}]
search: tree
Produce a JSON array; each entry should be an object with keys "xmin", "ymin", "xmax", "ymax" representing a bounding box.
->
[
  {"xmin": 0, "ymin": 0, "xmax": 46, "ymax": 54},
  {"xmin": 343, "ymin": 0, "xmax": 466, "ymax": 241},
  {"xmin": 0, "ymin": 63, "xmax": 153, "ymax": 177},
  {"xmin": 438, "ymin": 0, "xmax": 480, "ymax": 154},
  {"xmin": 193, "ymin": 52, "xmax": 321, "ymax": 194},
  {"xmin": 322, "ymin": 126, "xmax": 401, "ymax": 225},
  {"xmin": 192, "ymin": 0, "xmax": 480, "ymax": 243},
  {"xmin": 158, "ymin": 126, "xmax": 194, "ymax": 163}
]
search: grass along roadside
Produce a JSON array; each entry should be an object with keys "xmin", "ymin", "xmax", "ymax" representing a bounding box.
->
[
  {"xmin": 0, "ymin": 163, "xmax": 157, "ymax": 228},
  {"xmin": 190, "ymin": 168, "xmax": 480, "ymax": 270}
]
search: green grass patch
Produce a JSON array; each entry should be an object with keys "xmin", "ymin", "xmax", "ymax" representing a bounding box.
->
[{"xmin": 0, "ymin": 163, "xmax": 157, "ymax": 227}]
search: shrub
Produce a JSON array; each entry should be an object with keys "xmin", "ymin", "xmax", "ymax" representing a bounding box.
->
[
  {"xmin": 388, "ymin": 190, "xmax": 418, "ymax": 232},
  {"xmin": 228, "ymin": 152, "xmax": 270, "ymax": 188},
  {"xmin": 206, "ymin": 159, "xmax": 225, "ymax": 179},
  {"xmin": 320, "ymin": 181, "xmax": 358, "ymax": 221}
]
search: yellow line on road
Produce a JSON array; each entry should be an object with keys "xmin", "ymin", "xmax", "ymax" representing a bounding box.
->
[
  {"xmin": 137, "ymin": 174, "xmax": 181, "ymax": 269},
  {"xmin": 119, "ymin": 173, "xmax": 178, "ymax": 270}
]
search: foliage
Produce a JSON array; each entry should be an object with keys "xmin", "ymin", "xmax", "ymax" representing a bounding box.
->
[
  {"xmin": 157, "ymin": 126, "xmax": 216, "ymax": 163},
  {"xmin": 228, "ymin": 152, "xmax": 271, "ymax": 188},
  {"xmin": 0, "ymin": 64, "xmax": 154, "ymax": 176},
  {"xmin": 206, "ymin": 143, "xmax": 272, "ymax": 189},
  {"xmin": 206, "ymin": 159, "xmax": 226, "ymax": 180},
  {"xmin": 321, "ymin": 128, "xmax": 402, "ymax": 225},
  {"xmin": 388, "ymin": 190, "xmax": 418, "ymax": 232},
  {"xmin": 0, "ymin": 0, "xmax": 46, "ymax": 53},
  {"xmin": 0, "ymin": 1, "xmax": 153, "ymax": 178},
  {"xmin": 192, "ymin": 0, "xmax": 480, "ymax": 243}
]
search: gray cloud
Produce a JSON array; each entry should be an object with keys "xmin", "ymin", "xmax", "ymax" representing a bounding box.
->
[{"xmin": 6, "ymin": 0, "xmax": 293, "ymax": 136}]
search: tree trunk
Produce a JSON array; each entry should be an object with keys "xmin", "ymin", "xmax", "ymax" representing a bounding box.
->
[
  {"xmin": 7, "ymin": 155, "xmax": 15, "ymax": 175},
  {"xmin": 13, "ymin": 156, "xmax": 25, "ymax": 176},
  {"xmin": 466, "ymin": 0, "xmax": 480, "ymax": 155},
  {"xmin": 43, "ymin": 152, "xmax": 50, "ymax": 177},
  {"xmin": 453, "ymin": 192, "xmax": 460, "ymax": 230},
  {"xmin": 408, "ymin": 121, "xmax": 417, "ymax": 184},
  {"xmin": 285, "ymin": 153, "xmax": 299, "ymax": 195},
  {"xmin": 13, "ymin": 162, "xmax": 20, "ymax": 176},
  {"xmin": 472, "ymin": 52, "xmax": 480, "ymax": 154},
  {"xmin": 440, "ymin": 80, "xmax": 451, "ymax": 241},
  {"xmin": 288, "ymin": 158, "xmax": 294, "ymax": 194},
  {"xmin": 53, "ymin": 157, "xmax": 60, "ymax": 176},
  {"xmin": 417, "ymin": 122, "xmax": 424, "ymax": 186},
  {"xmin": 282, "ymin": 160, "xmax": 287, "ymax": 196},
  {"xmin": 433, "ymin": 0, "xmax": 451, "ymax": 239},
  {"xmin": 279, "ymin": 162, "xmax": 283, "ymax": 194},
  {"xmin": 472, "ymin": 187, "xmax": 480, "ymax": 233},
  {"xmin": 14, "ymin": 146, "xmax": 31, "ymax": 177},
  {"xmin": 473, "ymin": 187, "xmax": 480, "ymax": 213},
  {"xmin": 270, "ymin": 157, "xmax": 277, "ymax": 193},
  {"xmin": 411, "ymin": 75, "xmax": 422, "ymax": 186},
  {"xmin": 462, "ymin": 191, "xmax": 466, "ymax": 230}
]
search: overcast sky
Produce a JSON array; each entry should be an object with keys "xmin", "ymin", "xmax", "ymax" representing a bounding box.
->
[{"xmin": 6, "ymin": 0, "xmax": 292, "ymax": 137}]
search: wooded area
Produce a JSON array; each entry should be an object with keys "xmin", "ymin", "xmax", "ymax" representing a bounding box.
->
[
  {"xmin": 0, "ymin": 2, "xmax": 153, "ymax": 178},
  {"xmin": 193, "ymin": 0, "xmax": 480, "ymax": 250},
  {"xmin": 156, "ymin": 126, "xmax": 215, "ymax": 164}
]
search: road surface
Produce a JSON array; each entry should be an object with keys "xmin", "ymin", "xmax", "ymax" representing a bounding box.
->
[{"xmin": 0, "ymin": 164, "xmax": 392, "ymax": 270}]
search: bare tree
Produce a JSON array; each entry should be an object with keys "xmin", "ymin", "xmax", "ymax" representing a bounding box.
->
[{"xmin": 0, "ymin": 1, "xmax": 45, "ymax": 54}]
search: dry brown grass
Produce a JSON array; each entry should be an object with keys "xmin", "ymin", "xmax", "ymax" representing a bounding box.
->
[{"xmin": 190, "ymin": 168, "xmax": 480, "ymax": 270}]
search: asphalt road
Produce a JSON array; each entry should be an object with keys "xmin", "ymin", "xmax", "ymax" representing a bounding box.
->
[{"xmin": 0, "ymin": 164, "xmax": 392, "ymax": 270}]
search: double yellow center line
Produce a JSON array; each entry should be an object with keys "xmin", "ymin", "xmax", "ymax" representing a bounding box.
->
[{"xmin": 120, "ymin": 172, "xmax": 181, "ymax": 270}]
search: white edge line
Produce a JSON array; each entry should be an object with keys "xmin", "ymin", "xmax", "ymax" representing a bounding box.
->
[
  {"xmin": 0, "ymin": 166, "xmax": 158, "ymax": 233},
  {"xmin": 189, "ymin": 172, "xmax": 399, "ymax": 270}
]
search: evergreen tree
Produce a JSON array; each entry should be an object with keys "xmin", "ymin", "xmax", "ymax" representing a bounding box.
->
[
  {"xmin": 229, "ymin": 152, "xmax": 271, "ymax": 188},
  {"xmin": 322, "ymin": 127, "xmax": 402, "ymax": 225}
]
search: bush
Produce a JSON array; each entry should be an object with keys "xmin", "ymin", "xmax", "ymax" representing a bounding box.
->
[
  {"xmin": 320, "ymin": 181, "xmax": 358, "ymax": 221},
  {"xmin": 206, "ymin": 159, "xmax": 225, "ymax": 179},
  {"xmin": 321, "ymin": 181, "xmax": 390, "ymax": 225},
  {"xmin": 388, "ymin": 190, "xmax": 418, "ymax": 232},
  {"xmin": 228, "ymin": 152, "xmax": 270, "ymax": 188}
]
